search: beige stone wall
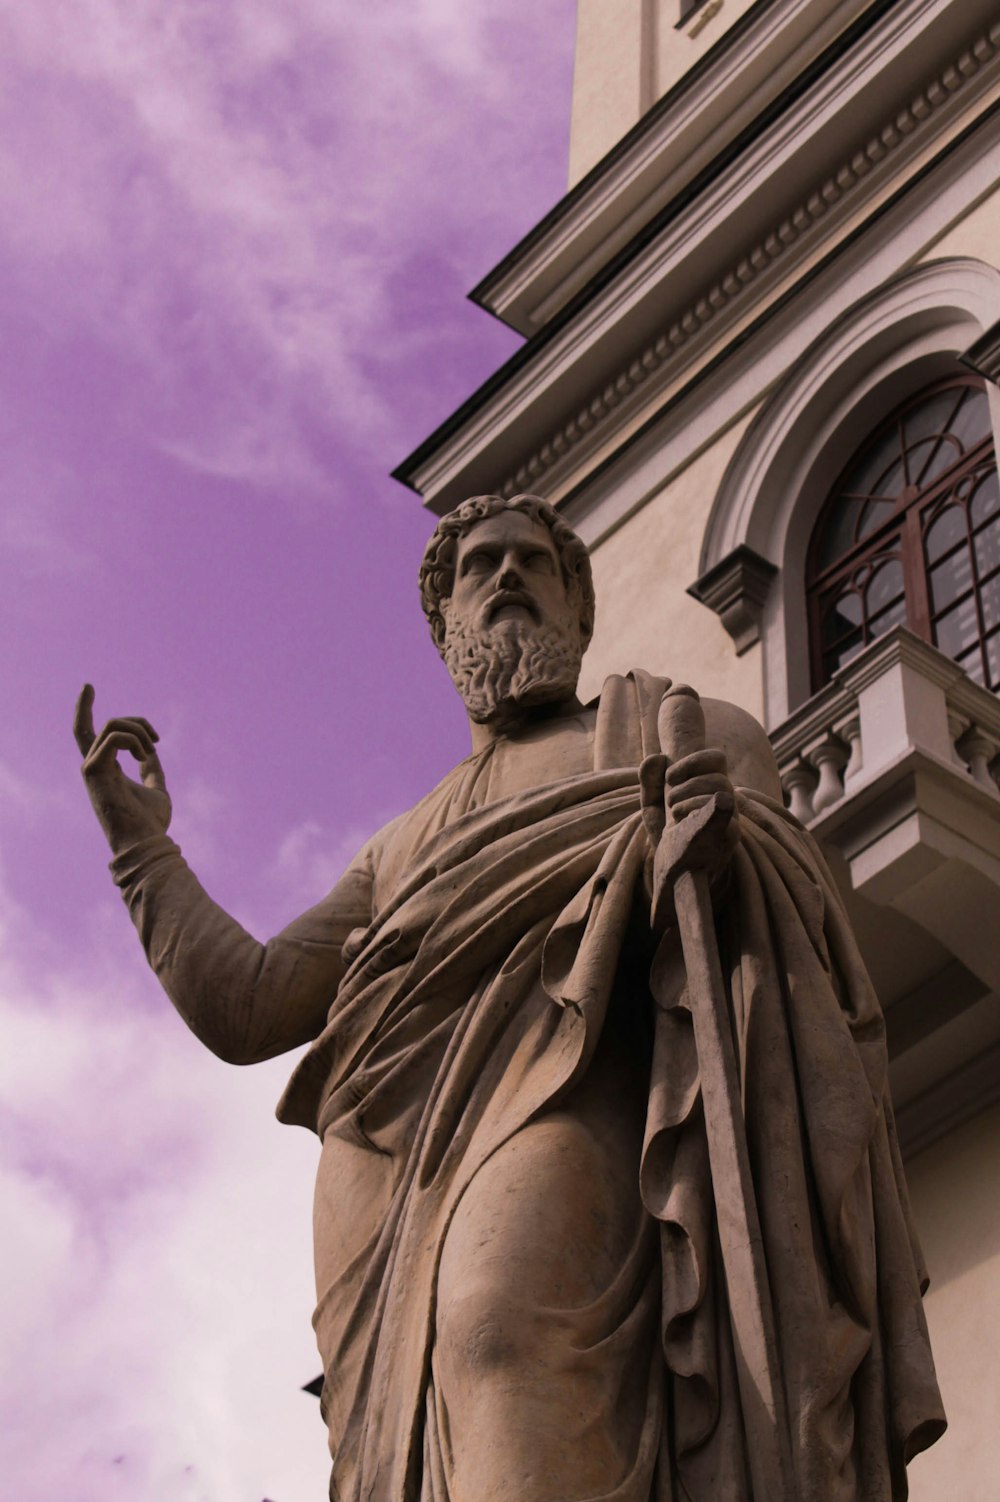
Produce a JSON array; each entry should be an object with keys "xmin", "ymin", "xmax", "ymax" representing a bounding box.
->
[
  {"xmin": 569, "ymin": 0, "xmax": 646, "ymax": 187},
  {"xmin": 904, "ymin": 1102, "xmax": 1000, "ymax": 1501},
  {"xmin": 569, "ymin": 0, "xmax": 757, "ymax": 185},
  {"xmin": 579, "ymin": 410, "xmax": 764, "ymax": 719},
  {"xmin": 654, "ymin": 0, "xmax": 758, "ymax": 102},
  {"xmin": 918, "ymin": 179, "xmax": 1000, "ymax": 270}
]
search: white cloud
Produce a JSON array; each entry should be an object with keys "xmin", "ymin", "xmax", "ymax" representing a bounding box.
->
[
  {"xmin": 0, "ymin": 862, "xmax": 331, "ymax": 1501},
  {"xmin": 271, "ymin": 814, "xmax": 384, "ymax": 916},
  {"xmin": 0, "ymin": 0, "xmax": 562, "ymax": 490}
]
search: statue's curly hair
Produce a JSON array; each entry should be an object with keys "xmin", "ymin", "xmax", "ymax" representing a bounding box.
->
[{"xmin": 418, "ymin": 494, "xmax": 595, "ymax": 653}]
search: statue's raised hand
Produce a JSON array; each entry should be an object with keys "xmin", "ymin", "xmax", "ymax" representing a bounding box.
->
[{"xmin": 74, "ymin": 684, "xmax": 172, "ymax": 855}]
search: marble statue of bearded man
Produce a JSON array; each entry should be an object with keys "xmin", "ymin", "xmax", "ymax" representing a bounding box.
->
[{"xmin": 75, "ymin": 494, "xmax": 945, "ymax": 1502}]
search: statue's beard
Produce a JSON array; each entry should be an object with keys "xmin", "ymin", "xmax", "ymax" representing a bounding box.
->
[{"xmin": 441, "ymin": 613, "xmax": 583, "ymax": 725}]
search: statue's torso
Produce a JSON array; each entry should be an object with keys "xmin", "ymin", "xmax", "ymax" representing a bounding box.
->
[{"xmin": 368, "ymin": 707, "xmax": 601, "ymax": 913}]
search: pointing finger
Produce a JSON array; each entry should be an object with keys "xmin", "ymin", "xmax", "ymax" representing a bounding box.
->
[{"xmin": 73, "ymin": 684, "xmax": 96, "ymax": 756}]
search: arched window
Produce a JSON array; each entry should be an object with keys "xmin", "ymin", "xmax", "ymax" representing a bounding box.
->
[{"xmin": 806, "ymin": 376, "xmax": 1000, "ymax": 690}]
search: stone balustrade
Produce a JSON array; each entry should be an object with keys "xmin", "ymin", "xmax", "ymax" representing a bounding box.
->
[{"xmin": 771, "ymin": 627, "xmax": 1000, "ymax": 826}]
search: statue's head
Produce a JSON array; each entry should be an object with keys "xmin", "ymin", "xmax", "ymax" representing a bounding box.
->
[{"xmin": 419, "ymin": 494, "xmax": 595, "ymax": 725}]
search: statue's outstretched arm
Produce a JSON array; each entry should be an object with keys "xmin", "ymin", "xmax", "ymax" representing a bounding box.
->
[{"xmin": 74, "ymin": 685, "xmax": 372, "ymax": 1065}]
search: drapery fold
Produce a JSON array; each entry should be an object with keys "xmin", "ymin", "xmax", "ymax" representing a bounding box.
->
[{"xmin": 278, "ymin": 671, "xmax": 943, "ymax": 1502}]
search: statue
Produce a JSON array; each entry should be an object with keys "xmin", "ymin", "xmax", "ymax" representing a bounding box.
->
[{"xmin": 75, "ymin": 494, "xmax": 945, "ymax": 1502}]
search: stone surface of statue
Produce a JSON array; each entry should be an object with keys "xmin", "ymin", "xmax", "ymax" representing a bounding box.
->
[{"xmin": 75, "ymin": 494, "xmax": 945, "ymax": 1502}]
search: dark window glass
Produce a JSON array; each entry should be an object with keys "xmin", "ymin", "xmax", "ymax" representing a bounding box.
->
[
  {"xmin": 935, "ymin": 595, "xmax": 980, "ymax": 660},
  {"xmin": 971, "ymin": 470, "xmax": 1000, "ymax": 527},
  {"xmin": 929, "ymin": 547, "xmax": 973, "ymax": 615},
  {"xmin": 974, "ymin": 519, "xmax": 1000, "ymax": 579},
  {"xmin": 807, "ymin": 377, "xmax": 997, "ymax": 689},
  {"xmin": 986, "ymin": 629, "xmax": 1000, "ymax": 689},
  {"xmin": 982, "ymin": 572, "xmax": 1000, "ymax": 634},
  {"xmin": 866, "ymin": 557, "xmax": 904, "ymax": 613},
  {"xmin": 925, "ymin": 504, "xmax": 967, "ymax": 562}
]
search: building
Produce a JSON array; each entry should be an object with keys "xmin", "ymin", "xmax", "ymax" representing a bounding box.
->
[{"xmin": 396, "ymin": 0, "xmax": 1000, "ymax": 1493}]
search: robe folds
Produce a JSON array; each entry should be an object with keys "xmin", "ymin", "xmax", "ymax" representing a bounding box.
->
[{"xmin": 276, "ymin": 672, "xmax": 945, "ymax": 1502}]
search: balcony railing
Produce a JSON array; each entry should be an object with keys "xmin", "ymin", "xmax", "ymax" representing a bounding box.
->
[{"xmin": 772, "ymin": 627, "xmax": 1000, "ymax": 824}]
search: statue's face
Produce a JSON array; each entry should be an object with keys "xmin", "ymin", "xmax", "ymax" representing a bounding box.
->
[
  {"xmin": 440, "ymin": 510, "xmax": 584, "ymax": 724},
  {"xmin": 449, "ymin": 510, "xmax": 573, "ymax": 639}
]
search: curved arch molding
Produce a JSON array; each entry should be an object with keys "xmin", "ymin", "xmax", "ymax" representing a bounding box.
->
[{"xmin": 689, "ymin": 257, "xmax": 1000, "ymax": 721}]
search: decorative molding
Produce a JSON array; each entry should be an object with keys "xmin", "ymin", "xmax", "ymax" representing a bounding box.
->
[
  {"xmin": 686, "ymin": 545, "xmax": 777, "ymax": 653},
  {"xmin": 960, "ymin": 317, "xmax": 1000, "ymax": 384},
  {"xmin": 479, "ymin": 0, "xmax": 878, "ymax": 332},
  {"xmin": 701, "ymin": 258, "xmax": 1000, "ymax": 570},
  {"xmin": 496, "ymin": 16, "xmax": 1000, "ymax": 503}
]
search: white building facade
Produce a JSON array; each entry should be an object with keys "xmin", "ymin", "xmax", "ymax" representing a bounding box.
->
[{"xmin": 398, "ymin": 2, "xmax": 1000, "ymax": 1492}]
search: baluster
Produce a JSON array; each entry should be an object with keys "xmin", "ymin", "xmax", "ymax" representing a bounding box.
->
[
  {"xmin": 807, "ymin": 731, "xmax": 849, "ymax": 814},
  {"xmin": 782, "ymin": 760, "xmax": 818, "ymax": 824},
  {"xmin": 957, "ymin": 725, "xmax": 1000, "ymax": 795},
  {"xmin": 947, "ymin": 709, "xmax": 971, "ymax": 771},
  {"xmin": 835, "ymin": 713, "xmax": 863, "ymax": 789}
]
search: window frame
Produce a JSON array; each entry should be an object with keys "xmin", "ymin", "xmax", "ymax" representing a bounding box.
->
[{"xmin": 805, "ymin": 375, "xmax": 998, "ymax": 691}]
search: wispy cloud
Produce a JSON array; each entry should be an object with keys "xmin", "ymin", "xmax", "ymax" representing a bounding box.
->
[
  {"xmin": 1, "ymin": 863, "xmax": 329, "ymax": 1501},
  {"xmin": 0, "ymin": 0, "xmax": 570, "ymax": 490}
]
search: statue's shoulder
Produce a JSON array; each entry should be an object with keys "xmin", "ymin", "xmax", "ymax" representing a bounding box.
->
[{"xmin": 702, "ymin": 697, "xmax": 783, "ymax": 801}]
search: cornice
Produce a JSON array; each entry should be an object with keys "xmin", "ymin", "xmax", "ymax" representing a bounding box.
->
[
  {"xmin": 473, "ymin": 0, "xmax": 877, "ymax": 336},
  {"xmin": 494, "ymin": 15, "xmax": 1000, "ymax": 503},
  {"xmin": 396, "ymin": 0, "xmax": 1000, "ymax": 518}
]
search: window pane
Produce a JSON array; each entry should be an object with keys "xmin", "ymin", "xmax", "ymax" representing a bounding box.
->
[
  {"xmin": 974, "ymin": 517, "xmax": 1000, "ymax": 579},
  {"xmin": 947, "ymin": 386, "xmax": 993, "ymax": 452},
  {"xmin": 868, "ymin": 596, "xmax": 907, "ymax": 639},
  {"xmin": 823, "ymin": 590, "xmax": 862, "ymax": 640},
  {"xmin": 935, "ymin": 594, "xmax": 980, "ymax": 659},
  {"xmin": 817, "ymin": 500, "xmax": 867, "ymax": 570},
  {"xmin": 865, "ymin": 557, "xmax": 903, "ymax": 613},
  {"xmin": 958, "ymin": 642, "xmax": 986, "ymax": 686},
  {"xmin": 971, "ymin": 470, "xmax": 1000, "ymax": 528},
  {"xmin": 825, "ymin": 632, "xmax": 864, "ymax": 673},
  {"xmin": 866, "ymin": 456, "xmax": 906, "ymax": 502},
  {"xmin": 982, "ymin": 572, "xmax": 1000, "ymax": 633},
  {"xmin": 856, "ymin": 497, "xmax": 897, "ymax": 544},
  {"xmin": 911, "ymin": 434, "xmax": 962, "ymax": 489},
  {"xmin": 986, "ymin": 629, "xmax": 1000, "ymax": 689},
  {"xmin": 929, "ymin": 547, "xmax": 973, "ymax": 614},
  {"xmin": 840, "ymin": 426, "xmax": 903, "ymax": 499},
  {"xmin": 900, "ymin": 381, "xmax": 960, "ymax": 456},
  {"xmin": 925, "ymin": 502, "xmax": 967, "ymax": 562}
]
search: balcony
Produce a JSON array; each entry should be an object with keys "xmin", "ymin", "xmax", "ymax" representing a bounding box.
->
[{"xmin": 770, "ymin": 627, "xmax": 1000, "ymax": 1153}]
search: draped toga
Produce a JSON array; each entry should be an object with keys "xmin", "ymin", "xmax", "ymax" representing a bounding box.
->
[{"xmin": 113, "ymin": 672, "xmax": 945, "ymax": 1501}]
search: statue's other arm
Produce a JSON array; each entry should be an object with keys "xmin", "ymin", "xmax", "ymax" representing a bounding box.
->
[{"xmin": 74, "ymin": 686, "xmax": 373, "ymax": 1065}]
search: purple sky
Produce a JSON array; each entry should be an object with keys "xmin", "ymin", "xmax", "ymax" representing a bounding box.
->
[{"xmin": 1, "ymin": 5, "xmax": 576, "ymax": 1497}]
